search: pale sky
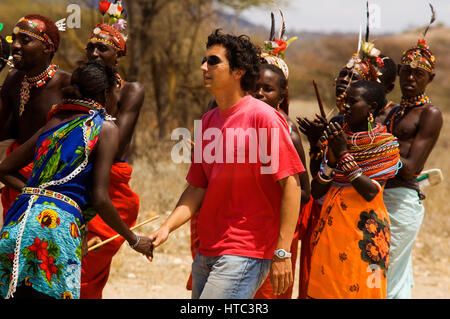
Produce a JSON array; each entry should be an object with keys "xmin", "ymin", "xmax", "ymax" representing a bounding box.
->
[{"xmin": 237, "ymin": 0, "xmax": 450, "ymax": 35}]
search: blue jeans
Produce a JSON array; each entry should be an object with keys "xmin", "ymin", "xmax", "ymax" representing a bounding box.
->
[{"xmin": 191, "ymin": 253, "xmax": 271, "ymax": 299}]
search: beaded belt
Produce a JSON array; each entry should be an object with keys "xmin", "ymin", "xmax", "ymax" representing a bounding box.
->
[{"xmin": 22, "ymin": 187, "xmax": 81, "ymax": 212}]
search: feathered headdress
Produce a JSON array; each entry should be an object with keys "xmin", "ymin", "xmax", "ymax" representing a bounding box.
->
[
  {"xmin": 344, "ymin": 1, "xmax": 384, "ymax": 83},
  {"xmin": 400, "ymin": 3, "xmax": 436, "ymax": 73},
  {"xmin": 261, "ymin": 9, "xmax": 297, "ymax": 79},
  {"xmin": 90, "ymin": 0, "xmax": 128, "ymax": 56}
]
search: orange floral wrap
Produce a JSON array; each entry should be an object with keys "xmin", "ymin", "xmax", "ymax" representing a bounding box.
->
[{"xmin": 307, "ymin": 184, "xmax": 390, "ymax": 299}]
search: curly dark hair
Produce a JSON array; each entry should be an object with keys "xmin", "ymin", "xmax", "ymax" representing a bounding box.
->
[{"xmin": 206, "ymin": 29, "xmax": 260, "ymax": 92}]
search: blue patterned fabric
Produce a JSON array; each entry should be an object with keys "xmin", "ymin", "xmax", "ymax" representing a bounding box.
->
[{"xmin": 0, "ymin": 109, "xmax": 105, "ymax": 299}]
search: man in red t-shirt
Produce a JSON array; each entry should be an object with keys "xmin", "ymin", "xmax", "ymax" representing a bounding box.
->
[{"xmin": 150, "ymin": 30, "xmax": 304, "ymax": 298}]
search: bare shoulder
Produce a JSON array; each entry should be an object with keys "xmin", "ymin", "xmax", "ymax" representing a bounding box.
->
[
  {"xmin": 419, "ymin": 103, "xmax": 443, "ymax": 133},
  {"xmin": 1, "ymin": 69, "xmax": 22, "ymax": 101},
  {"xmin": 54, "ymin": 69, "xmax": 72, "ymax": 87},
  {"xmin": 122, "ymin": 81, "xmax": 145, "ymax": 97},
  {"xmin": 100, "ymin": 119, "xmax": 119, "ymax": 136},
  {"xmin": 421, "ymin": 103, "xmax": 442, "ymax": 122},
  {"xmin": 3, "ymin": 68, "xmax": 22, "ymax": 85},
  {"xmin": 119, "ymin": 81, "xmax": 145, "ymax": 109}
]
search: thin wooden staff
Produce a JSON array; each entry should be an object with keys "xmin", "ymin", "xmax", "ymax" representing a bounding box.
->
[
  {"xmin": 182, "ymin": 136, "xmax": 195, "ymax": 147},
  {"xmin": 88, "ymin": 215, "xmax": 160, "ymax": 252},
  {"xmin": 312, "ymin": 80, "xmax": 327, "ymax": 118}
]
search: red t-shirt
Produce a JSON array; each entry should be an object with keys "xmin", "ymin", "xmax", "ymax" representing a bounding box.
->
[{"xmin": 186, "ymin": 95, "xmax": 304, "ymax": 259}]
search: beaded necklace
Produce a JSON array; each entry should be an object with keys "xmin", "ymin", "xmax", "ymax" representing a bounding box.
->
[
  {"xmin": 388, "ymin": 94, "xmax": 430, "ymax": 132},
  {"xmin": 19, "ymin": 64, "xmax": 57, "ymax": 116},
  {"xmin": 46, "ymin": 98, "xmax": 105, "ymax": 122},
  {"xmin": 331, "ymin": 123, "xmax": 400, "ymax": 184}
]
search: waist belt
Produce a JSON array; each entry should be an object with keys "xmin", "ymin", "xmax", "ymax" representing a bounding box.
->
[{"xmin": 22, "ymin": 187, "xmax": 81, "ymax": 212}]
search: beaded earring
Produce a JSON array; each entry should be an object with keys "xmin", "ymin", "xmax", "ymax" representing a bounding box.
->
[{"xmin": 367, "ymin": 113, "xmax": 374, "ymax": 131}]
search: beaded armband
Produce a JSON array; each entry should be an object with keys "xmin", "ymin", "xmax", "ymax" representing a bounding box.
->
[
  {"xmin": 337, "ymin": 153, "xmax": 363, "ymax": 182},
  {"xmin": 317, "ymin": 161, "xmax": 335, "ymax": 184}
]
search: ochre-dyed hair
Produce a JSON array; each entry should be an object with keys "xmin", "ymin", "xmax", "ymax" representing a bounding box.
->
[{"xmin": 23, "ymin": 14, "xmax": 60, "ymax": 52}]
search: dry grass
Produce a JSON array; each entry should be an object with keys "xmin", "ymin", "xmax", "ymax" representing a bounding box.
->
[{"xmin": 102, "ymin": 99, "xmax": 449, "ymax": 299}]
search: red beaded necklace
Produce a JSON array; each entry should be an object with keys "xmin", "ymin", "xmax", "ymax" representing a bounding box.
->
[
  {"xmin": 46, "ymin": 98, "xmax": 105, "ymax": 122},
  {"xmin": 19, "ymin": 64, "xmax": 57, "ymax": 116}
]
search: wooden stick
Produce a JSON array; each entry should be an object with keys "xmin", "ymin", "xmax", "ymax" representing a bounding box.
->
[
  {"xmin": 312, "ymin": 80, "xmax": 327, "ymax": 118},
  {"xmin": 184, "ymin": 137, "xmax": 195, "ymax": 146},
  {"xmin": 88, "ymin": 215, "xmax": 160, "ymax": 252}
]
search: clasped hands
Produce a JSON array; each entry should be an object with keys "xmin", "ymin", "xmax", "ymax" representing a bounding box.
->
[{"xmin": 297, "ymin": 114, "xmax": 348, "ymax": 166}]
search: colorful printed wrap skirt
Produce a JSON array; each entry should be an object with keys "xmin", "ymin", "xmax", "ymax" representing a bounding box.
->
[
  {"xmin": 306, "ymin": 184, "xmax": 391, "ymax": 299},
  {"xmin": 0, "ymin": 191, "xmax": 85, "ymax": 299}
]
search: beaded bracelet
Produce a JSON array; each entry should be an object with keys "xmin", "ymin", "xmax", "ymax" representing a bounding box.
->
[
  {"xmin": 338, "ymin": 152, "xmax": 352, "ymax": 163},
  {"xmin": 320, "ymin": 161, "xmax": 335, "ymax": 178},
  {"xmin": 317, "ymin": 171, "xmax": 333, "ymax": 184},
  {"xmin": 348, "ymin": 169, "xmax": 363, "ymax": 182}
]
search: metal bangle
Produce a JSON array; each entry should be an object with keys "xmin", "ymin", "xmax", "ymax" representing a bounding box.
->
[
  {"xmin": 129, "ymin": 235, "xmax": 140, "ymax": 249},
  {"xmin": 322, "ymin": 162, "xmax": 335, "ymax": 177}
]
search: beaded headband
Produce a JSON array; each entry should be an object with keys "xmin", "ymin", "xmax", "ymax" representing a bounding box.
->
[
  {"xmin": 89, "ymin": 0, "xmax": 127, "ymax": 56},
  {"xmin": 401, "ymin": 4, "xmax": 436, "ymax": 73},
  {"xmin": 261, "ymin": 10, "xmax": 297, "ymax": 79},
  {"xmin": 89, "ymin": 27, "xmax": 123, "ymax": 52},
  {"xmin": 401, "ymin": 40, "xmax": 435, "ymax": 73},
  {"xmin": 13, "ymin": 17, "xmax": 55, "ymax": 50},
  {"xmin": 345, "ymin": 41, "xmax": 384, "ymax": 83}
]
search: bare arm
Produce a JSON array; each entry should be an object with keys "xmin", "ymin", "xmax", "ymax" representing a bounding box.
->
[
  {"xmin": 115, "ymin": 82, "xmax": 145, "ymax": 156},
  {"xmin": 290, "ymin": 128, "xmax": 311, "ymax": 204},
  {"xmin": 149, "ymin": 183, "xmax": 206, "ymax": 247},
  {"xmin": 91, "ymin": 120, "xmax": 152, "ymax": 258},
  {"xmin": 397, "ymin": 106, "xmax": 442, "ymax": 180},
  {"xmin": 270, "ymin": 174, "xmax": 301, "ymax": 295},
  {"xmin": 0, "ymin": 127, "xmax": 43, "ymax": 191},
  {"xmin": 0, "ymin": 72, "xmax": 16, "ymax": 141},
  {"xmin": 297, "ymin": 114, "xmax": 327, "ymax": 176}
]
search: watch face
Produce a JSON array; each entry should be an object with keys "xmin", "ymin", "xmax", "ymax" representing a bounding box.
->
[{"xmin": 277, "ymin": 250, "xmax": 285, "ymax": 257}]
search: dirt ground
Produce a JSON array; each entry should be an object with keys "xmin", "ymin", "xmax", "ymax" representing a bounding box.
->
[{"xmin": 101, "ymin": 224, "xmax": 450, "ymax": 299}]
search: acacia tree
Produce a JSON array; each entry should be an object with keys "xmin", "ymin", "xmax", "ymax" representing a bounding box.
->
[{"xmin": 127, "ymin": 0, "xmax": 276, "ymax": 140}]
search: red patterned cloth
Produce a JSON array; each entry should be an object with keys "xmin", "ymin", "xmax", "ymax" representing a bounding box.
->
[
  {"xmin": 1, "ymin": 141, "xmax": 33, "ymax": 219},
  {"xmin": 298, "ymin": 197, "xmax": 321, "ymax": 299},
  {"xmin": 80, "ymin": 162, "xmax": 139, "ymax": 299}
]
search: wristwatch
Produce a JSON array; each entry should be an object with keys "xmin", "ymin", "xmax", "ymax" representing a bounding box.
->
[{"xmin": 274, "ymin": 249, "xmax": 292, "ymax": 259}]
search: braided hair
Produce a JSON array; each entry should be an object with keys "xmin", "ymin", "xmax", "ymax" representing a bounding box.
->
[{"xmin": 63, "ymin": 61, "xmax": 117, "ymax": 101}]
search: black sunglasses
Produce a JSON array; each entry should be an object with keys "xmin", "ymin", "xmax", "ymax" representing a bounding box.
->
[{"xmin": 201, "ymin": 55, "xmax": 221, "ymax": 66}]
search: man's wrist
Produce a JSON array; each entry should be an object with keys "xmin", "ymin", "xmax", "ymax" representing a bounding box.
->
[{"xmin": 273, "ymin": 248, "xmax": 292, "ymax": 259}]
